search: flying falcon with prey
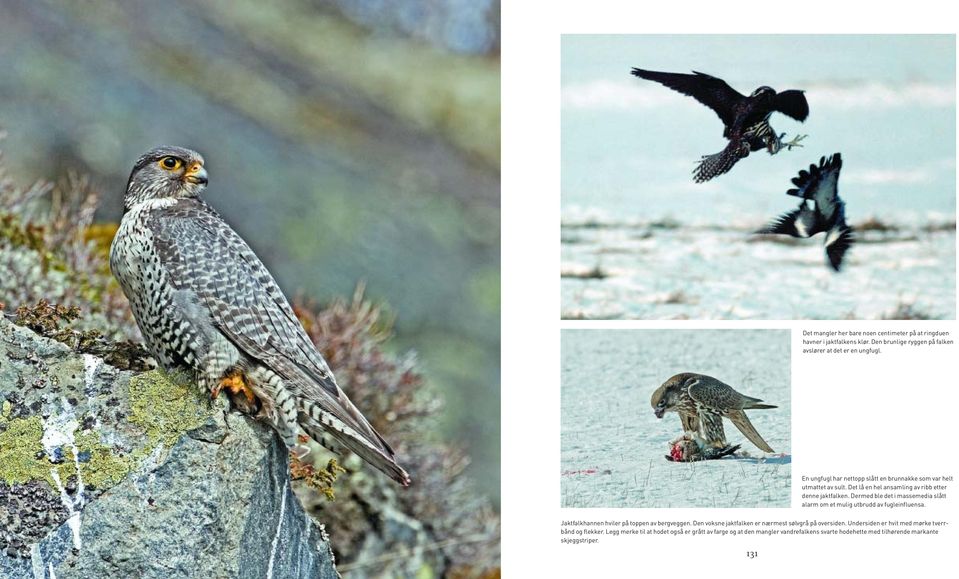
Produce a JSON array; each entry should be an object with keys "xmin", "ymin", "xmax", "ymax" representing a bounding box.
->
[
  {"xmin": 630, "ymin": 68, "xmax": 809, "ymax": 182},
  {"xmin": 110, "ymin": 146, "xmax": 410, "ymax": 486},
  {"xmin": 756, "ymin": 153, "xmax": 854, "ymax": 271},
  {"xmin": 651, "ymin": 372, "xmax": 777, "ymax": 455}
]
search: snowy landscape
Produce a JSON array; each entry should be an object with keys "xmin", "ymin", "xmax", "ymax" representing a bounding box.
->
[
  {"xmin": 561, "ymin": 219, "xmax": 954, "ymax": 320},
  {"xmin": 561, "ymin": 329, "xmax": 791, "ymax": 508},
  {"xmin": 561, "ymin": 35, "xmax": 956, "ymax": 320}
]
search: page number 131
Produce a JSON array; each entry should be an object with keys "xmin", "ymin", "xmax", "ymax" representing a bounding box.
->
[{"xmin": 747, "ymin": 551, "xmax": 758, "ymax": 559}]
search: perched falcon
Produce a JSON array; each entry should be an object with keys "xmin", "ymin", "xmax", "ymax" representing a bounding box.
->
[
  {"xmin": 651, "ymin": 373, "xmax": 776, "ymax": 454},
  {"xmin": 756, "ymin": 153, "xmax": 854, "ymax": 271},
  {"xmin": 109, "ymin": 146, "xmax": 410, "ymax": 486},
  {"xmin": 630, "ymin": 68, "xmax": 809, "ymax": 182}
]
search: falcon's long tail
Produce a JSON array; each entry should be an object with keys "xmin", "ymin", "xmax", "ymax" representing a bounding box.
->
[
  {"xmin": 298, "ymin": 400, "xmax": 411, "ymax": 487},
  {"xmin": 742, "ymin": 395, "xmax": 777, "ymax": 410},
  {"xmin": 693, "ymin": 140, "xmax": 750, "ymax": 183}
]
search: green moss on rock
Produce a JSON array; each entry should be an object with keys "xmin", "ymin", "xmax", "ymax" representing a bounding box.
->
[
  {"xmin": 0, "ymin": 369, "xmax": 214, "ymax": 492},
  {"xmin": 0, "ymin": 414, "xmax": 46, "ymax": 485},
  {"xmin": 129, "ymin": 370, "xmax": 214, "ymax": 450},
  {"xmin": 74, "ymin": 429, "xmax": 137, "ymax": 489},
  {"xmin": 0, "ymin": 409, "xmax": 134, "ymax": 489}
]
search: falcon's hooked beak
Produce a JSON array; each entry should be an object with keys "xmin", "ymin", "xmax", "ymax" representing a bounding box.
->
[
  {"xmin": 654, "ymin": 407, "xmax": 665, "ymax": 419},
  {"xmin": 184, "ymin": 162, "xmax": 208, "ymax": 185}
]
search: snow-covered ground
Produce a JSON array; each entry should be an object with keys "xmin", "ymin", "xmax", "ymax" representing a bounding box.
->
[
  {"xmin": 561, "ymin": 221, "xmax": 955, "ymax": 320},
  {"xmin": 561, "ymin": 329, "xmax": 791, "ymax": 508}
]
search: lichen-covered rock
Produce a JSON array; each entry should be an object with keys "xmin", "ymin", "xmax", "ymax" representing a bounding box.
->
[
  {"xmin": 0, "ymin": 317, "xmax": 338, "ymax": 578},
  {"xmin": 1, "ymin": 138, "xmax": 500, "ymax": 577}
]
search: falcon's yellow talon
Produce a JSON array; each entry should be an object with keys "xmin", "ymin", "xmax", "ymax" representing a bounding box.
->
[{"xmin": 218, "ymin": 372, "xmax": 257, "ymax": 405}]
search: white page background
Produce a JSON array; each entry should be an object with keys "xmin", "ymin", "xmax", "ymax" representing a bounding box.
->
[{"xmin": 501, "ymin": 1, "xmax": 958, "ymax": 575}]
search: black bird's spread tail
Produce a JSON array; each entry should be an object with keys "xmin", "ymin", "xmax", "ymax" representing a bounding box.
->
[{"xmin": 787, "ymin": 153, "xmax": 843, "ymax": 200}]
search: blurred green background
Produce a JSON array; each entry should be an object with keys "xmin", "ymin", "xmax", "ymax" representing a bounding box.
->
[{"xmin": 0, "ymin": 0, "xmax": 500, "ymax": 501}]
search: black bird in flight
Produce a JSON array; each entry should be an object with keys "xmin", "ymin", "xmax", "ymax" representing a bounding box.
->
[
  {"xmin": 630, "ymin": 68, "xmax": 809, "ymax": 182},
  {"xmin": 756, "ymin": 153, "xmax": 854, "ymax": 271}
]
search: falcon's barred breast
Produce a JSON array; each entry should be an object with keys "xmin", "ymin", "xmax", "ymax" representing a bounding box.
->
[{"xmin": 109, "ymin": 146, "xmax": 410, "ymax": 486}]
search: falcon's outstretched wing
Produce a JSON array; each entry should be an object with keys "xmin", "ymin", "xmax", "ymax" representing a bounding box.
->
[
  {"xmin": 631, "ymin": 68, "xmax": 745, "ymax": 127},
  {"xmin": 773, "ymin": 89, "xmax": 809, "ymax": 121}
]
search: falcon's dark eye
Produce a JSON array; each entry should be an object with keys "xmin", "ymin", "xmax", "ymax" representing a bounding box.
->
[{"xmin": 159, "ymin": 156, "xmax": 182, "ymax": 171}]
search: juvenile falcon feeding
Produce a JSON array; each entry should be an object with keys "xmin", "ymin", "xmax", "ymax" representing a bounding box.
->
[
  {"xmin": 109, "ymin": 146, "xmax": 410, "ymax": 486},
  {"xmin": 630, "ymin": 68, "xmax": 809, "ymax": 182},
  {"xmin": 756, "ymin": 152, "xmax": 854, "ymax": 271},
  {"xmin": 651, "ymin": 372, "xmax": 777, "ymax": 455}
]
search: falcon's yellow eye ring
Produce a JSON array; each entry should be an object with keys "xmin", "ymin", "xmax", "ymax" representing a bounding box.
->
[{"xmin": 159, "ymin": 156, "xmax": 183, "ymax": 171}]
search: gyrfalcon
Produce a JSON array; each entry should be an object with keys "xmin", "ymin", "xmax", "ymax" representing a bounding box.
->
[
  {"xmin": 630, "ymin": 68, "xmax": 809, "ymax": 182},
  {"xmin": 109, "ymin": 146, "xmax": 411, "ymax": 486},
  {"xmin": 651, "ymin": 372, "xmax": 777, "ymax": 454}
]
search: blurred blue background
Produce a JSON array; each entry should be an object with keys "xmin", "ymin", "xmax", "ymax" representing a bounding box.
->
[{"xmin": 0, "ymin": 0, "xmax": 501, "ymax": 500}]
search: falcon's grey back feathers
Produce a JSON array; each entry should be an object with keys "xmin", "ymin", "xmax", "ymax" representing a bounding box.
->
[{"xmin": 110, "ymin": 145, "xmax": 410, "ymax": 486}]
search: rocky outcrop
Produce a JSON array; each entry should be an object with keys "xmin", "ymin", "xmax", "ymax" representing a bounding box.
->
[{"xmin": 0, "ymin": 317, "xmax": 338, "ymax": 578}]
